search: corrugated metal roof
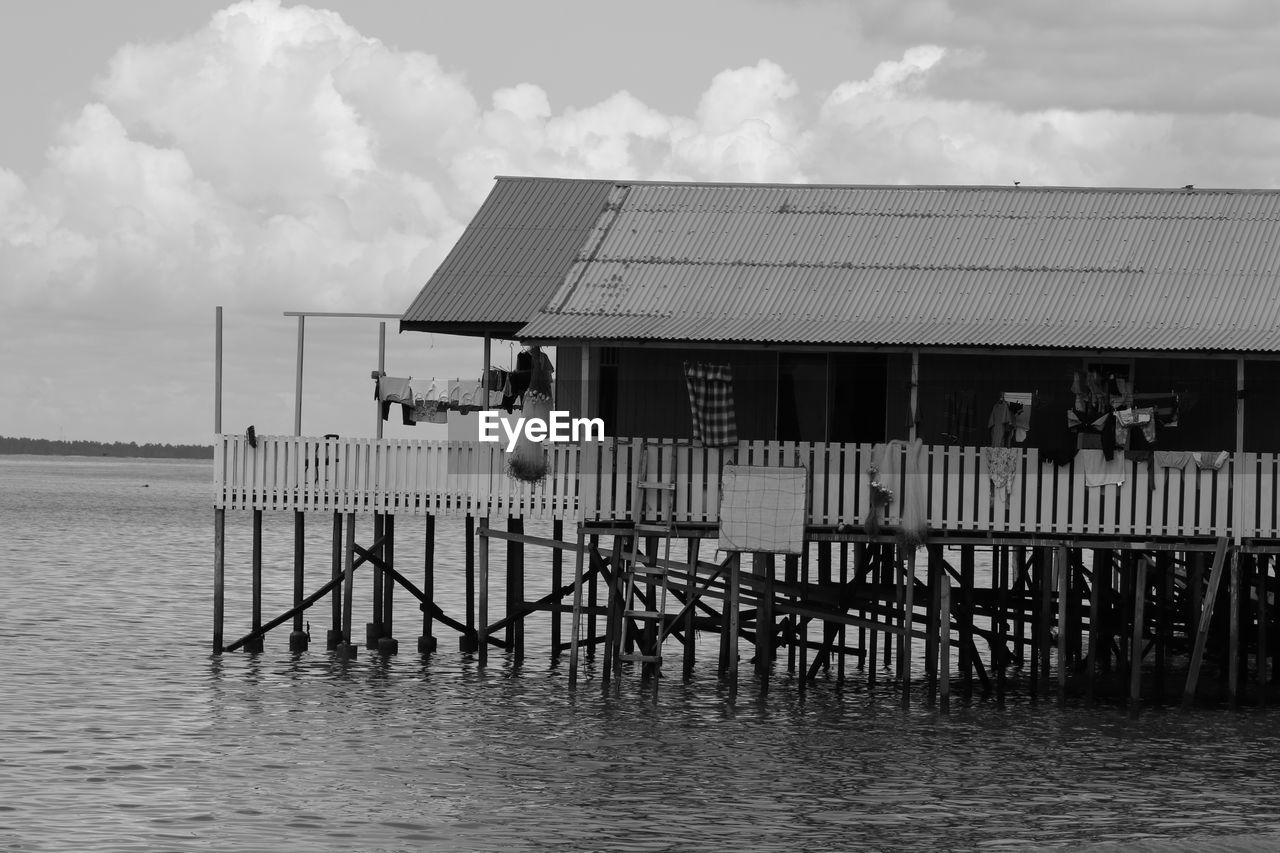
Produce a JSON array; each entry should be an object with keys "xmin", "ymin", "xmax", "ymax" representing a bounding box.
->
[
  {"xmin": 514, "ymin": 181, "xmax": 1280, "ymax": 351},
  {"xmin": 399, "ymin": 176, "xmax": 616, "ymax": 335}
]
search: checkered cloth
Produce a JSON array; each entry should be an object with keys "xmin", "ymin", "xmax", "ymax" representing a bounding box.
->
[{"xmin": 684, "ymin": 362, "xmax": 738, "ymax": 448}]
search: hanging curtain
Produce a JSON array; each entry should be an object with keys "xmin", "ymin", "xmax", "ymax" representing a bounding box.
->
[{"xmin": 683, "ymin": 362, "xmax": 738, "ymax": 448}]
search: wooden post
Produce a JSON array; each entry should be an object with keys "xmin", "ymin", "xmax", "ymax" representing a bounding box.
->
[
  {"xmin": 569, "ymin": 526, "xmax": 587, "ymax": 685},
  {"xmin": 960, "ymin": 545, "xmax": 974, "ymax": 696},
  {"xmin": 507, "ymin": 516, "xmax": 525, "ymax": 663},
  {"xmin": 1014, "ymin": 545, "xmax": 1027, "ymax": 665},
  {"xmin": 1057, "ymin": 545, "xmax": 1068, "ymax": 706},
  {"xmin": 755, "ymin": 553, "xmax": 774, "ymax": 688},
  {"xmin": 551, "ymin": 518, "xmax": 563, "ymax": 661},
  {"xmin": 213, "ymin": 508, "xmax": 225, "ymax": 654},
  {"xmin": 1086, "ymin": 549, "xmax": 1103, "ymax": 702},
  {"xmin": 1229, "ymin": 547, "xmax": 1241, "ymax": 710},
  {"xmin": 462, "ymin": 514, "xmax": 476, "ymax": 652},
  {"xmin": 247, "ymin": 509, "xmax": 263, "ymax": 653},
  {"xmin": 940, "ymin": 577, "xmax": 951, "ymax": 713},
  {"xmin": 1157, "ymin": 551, "xmax": 1172, "ymax": 698},
  {"xmin": 1184, "ymin": 539, "xmax": 1230, "ymax": 709},
  {"xmin": 368, "ymin": 513, "xmax": 383, "ymax": 649},
  {"xmin": 587, "ymin": 534, "xmax": 600, "ymax": 660},
  {"xmin": 1039, "ymin": 548, "xmax": 1052, "ymax": 698},
  {"xmin": 799, "ymin": 543, "xmax": 810, "ymax": 690},
  {"xmin": 338, "ymin": 511, "xmax": 357, "ymax": 661},
  {"xmin": 1129, "ymin": 557, "xmax": 1149, "ymax": 716},
  {"xmin": 925, "ymin": 545, "xmax": 940, "ymax": 705},
  {"xmin": 290, "ymin": 510, "xmax": 308, "ymax": 652},
  {"xmin": 725, "ymin": 552, "xmax": 742, "ymax": 685},
  {"xmin": 996, "ymin": 546, "xmax": 1008, "ymax": 700},
  {"xmin": 378, "ymin": 515, "xmax": 397, "ymax": 655},
  {"xmin": 419, "ymin": 513, "xmax": 436, "ymax": 654},
  {"xmin": 838, "ymin": 543, "xmax": 848, "ymax": 682},
  {"xmin": 1259, "ymin": 554, "xmax": 1268, "ymax": 707},
  {"xmin": 477, "ymin": 517, "xmax": 489, "ymax": 667},
  {"xmin": 604, "ymin": 535, "xmax": 625, "ymax": 682},
  {"xmin": 786, "ymin": 553, "xmax": 799, "ymax": 673},
  {"xmin": 329, "ymin": 511, "xmax": 343, "ymax": 649},
  {"xmin": 902, "ymin": 550, "xmax": 915, "ymax": 706},
  {"xmin": 685, "ymin": 538, "xmax": 699, "ymax": 678}
]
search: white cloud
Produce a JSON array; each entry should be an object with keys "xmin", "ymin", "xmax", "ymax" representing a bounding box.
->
[{"xmin": 3, "ymin": 0, "xmax": 1280, "ymax": 443}]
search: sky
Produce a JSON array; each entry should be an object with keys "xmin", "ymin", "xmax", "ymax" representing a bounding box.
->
[{"xmin": 2, "ymin": 0, "xmax": 1279, "ymax": 445}]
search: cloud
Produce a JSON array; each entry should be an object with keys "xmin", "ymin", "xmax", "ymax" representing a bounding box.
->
[{"xmin": 3, "ymin": 0, "xmax": 1280, "ymax": 443}]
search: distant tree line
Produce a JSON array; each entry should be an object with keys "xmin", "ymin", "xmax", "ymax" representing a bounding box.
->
[{"xmin": 0, "ymin": 436, "xmax": 214, "ymax": 459}]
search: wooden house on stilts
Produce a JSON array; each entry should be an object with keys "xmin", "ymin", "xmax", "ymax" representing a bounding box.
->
[{"xmin": 215, "ymin": 176, "xmax": 1280, "ymax": 711}]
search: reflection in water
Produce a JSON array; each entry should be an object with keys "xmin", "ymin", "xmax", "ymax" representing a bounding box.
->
[{"xmin": 2, "ymin": 456, "xmax": 1280, "ymax": 851}]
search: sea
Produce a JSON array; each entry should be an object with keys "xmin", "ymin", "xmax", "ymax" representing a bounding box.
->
[{"xmin": 4, "ymin": 455, "xmax": 1280, "ymax": 852}]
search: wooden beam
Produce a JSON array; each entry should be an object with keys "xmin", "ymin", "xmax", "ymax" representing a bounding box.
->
[{"xmin": 1183, "ymin": 538, "xmax": 1230, "ymax": 710}]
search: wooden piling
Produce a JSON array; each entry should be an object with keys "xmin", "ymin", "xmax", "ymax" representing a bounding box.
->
[
  {"xmin": 1229, "ymin": 548, "xmax": 1241, "ymax": 710},
  {"xmin": 378, "ymin": 515, "xmax": 397, "ymax": 655},
  {"xmin": 1129, "ymin": 556, "xmax": 1149, "ymax": 716},
  {"xmin": 755, "ymin": 553, "xmax": 773, "ymax": 688},
  {"xmin": 1183, "ymin": 538, "xmax": 1229, "ymax": 710},
  {"xmin": 1057, "ymin": 545, "xmax": 1068, "ymax": 706},
  {"xmin": 587, "ymin": 534, "xmax": 600, "ymax": 660},
  {"xmin": 940, "ymin": 577, "xmax": 951, "ymax": 713},
  {"xmin": 289, "ymin": 510, "xmax": 307, "ymax": 651},
  {"xmin": 902, "ymin": 550, "xmax": 915, "ymax": 706},
  {"xmin": 838, "ymin": 543, "xmax": 848, "ymax": 682},
  {"xmin": 477, "ymin": 517, "xmax": 490, "ymax": 666},
  {"xmin": 996, "ymin": 546, "xmax": 1008, "ymax": 700},
  {"xmin": 248, "ymin": 509, "xmax": 263, "ymax": 654},
  {"xmin": 507, "ymin": 516, "xmax": 525, "ymax": 663},
  {"xmin": 462, "ymin": 514, "xmax": 476, "ymax": 652},
  {"xmin": 368, "ymin": 512, "xmax": 383, "ymax": 649},
  {"xmin": 685, "ymin": 538, "xmax": 700, "ymax": 678},
  {"xmin": 329, "ymin": 511, "xmax": 342, "ymax": 649},
  {"xmin": 925, "ymin": 545, "xmax": 941, "ymax": 704},
  {"xmin": 551, "ymin": 518, "xmax": 563, "ymax": 661},
  {"xmin": 960, "ymin": 545, "xmax": 974, "ymax": 696},
  {"xmin": 1258, "ymin": 554, "xmax": 1268, "ymax": 706},
  {"xmin": 1038, "ymin": 547, "xmax": 1052, "ymax": 699},
  {"xmin": 339, "ymin": 511, "xmax": 357, "ymax": 661},
  {"xmin": 725, "ymin": 552, "xmax": 742, "ymax": 685},
  {"xmin": 419, "ymin": 513, "xmax": 436, "ymax": 654},
  {"xmin": 787, "ymin": 554, "xmax": 800, "ymax": 674},
  {"xmin": 1086, "ymin": 549, "xmax": 1102, "ymax": 702},
  {"xmin": 568, "ymin": 526, "xmax": 587, "ymax": 686},
  {"xmin": 213, "ymin": 508, "xmax": 225, "ymax": 654}
]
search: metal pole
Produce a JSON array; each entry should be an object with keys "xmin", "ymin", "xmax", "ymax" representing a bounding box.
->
[
  {"xmin": 293, "ymin": 314, "xmax": 305, "ymax": 436},
  {"xmin": 376, "ymin": 322, "xmax": 386, "ymax": 440},
  {"xmin": 213, "ymin": 306, "xmax": 224, "ymax": 654},
  {"xmin": 215, "ymin": 306, "xmax": 223, "ymax": 434}
]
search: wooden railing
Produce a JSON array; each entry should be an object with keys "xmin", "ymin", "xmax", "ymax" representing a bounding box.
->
[{"xmin": 214, "ymin": 434, "xmax": 1280, "ymax": 540}]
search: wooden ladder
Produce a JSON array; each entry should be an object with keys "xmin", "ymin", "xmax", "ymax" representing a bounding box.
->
[{"xmin": 617, "ymin": 441, "xmax": 675, "ymax": 676}]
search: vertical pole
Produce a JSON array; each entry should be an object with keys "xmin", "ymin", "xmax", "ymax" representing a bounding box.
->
[
  {"xmin": 290, "ymin": 510, "xmax": 307, "ymax": 651},
  {"xmin": 213, "ymin": 508, "xmax": 225, "ymax": 654},
  {"xmin": 940, "ymin": 577, "xmax": 951, "ymax": 713},
  {"xmin": 786, "ymin": 554, "xmax": 799, "ymax": 673},
  {"xmin": 685, "ymin": 538, "xmax": 699, "ymax": 678},
  {"xmin": 587, "ymin": 533, "xmax": 600, "ymax": 659},
  {"xmin": 293, "ymin": 314, "xmax": 305, "ymax": 436},
  {"xmin": 462, "ymin": 514, "xmax": 476, "ymax": 651},
  {"xmin": 755, "ymin": 553, "xmax": 773, "ymax": 689},
  {"xmin": 247, "ymin": 509, "xmax": 263, "ymax": 653},
  {"xmin": 339, "ymin": 511, "xmax": 357, "ymax": 661},
  {"xmin": 838, "ymin": 543, "xmax": 848, "ymax": 683},
  {"xmin": 329, "ymin": 511, "xmax": 342, "ymax": 649},
  {"xmin": 1259, "ymin": 554, "xmax": 1269, "ymax": 707},
  {"xmin": 902, "ymin": 550, "xmax": 915, "ymax": 707},
  {"xmin": 1234, "ymin": 357, "xmax": 1245, "ymax": 548},
  {"xmin": 1130, "ymin": 557, "xmax": 1149, "ymax": 716},
  {"xmin": 212, "ymin": 306, "xmax": 224, "ymax": 655},
  {"xmin": 378, "ymin": 515, "xmax": 396, "ymax": 654},
  {"xmin": 368, "ymin": 513, "xmax": 383, "ymax": 649},
  {"xmin": 1086, "ymin": 549, "xmax": 1103, "ymax": 702},
  {"xmin": 419, "ymin": 513, "xmax": 436, "ymax": 654},
  {"xmin": 375, "ymin": 321, "xmax": 386, "ymax": 440},
  {"xmin": 569, "ymin": 526, "xmax": 587, "ymax": 685},
  {"xmin": 799, "ymin": 542, "xmax": 809, "ymax": 690},
  {"xmin": 551, "ymin": 518, "xmax": 563, "ymax": 662},
  {"xmin": 960, "ymin": 545, "xmax": 974, "ymax": 695},
  {"xmin": 1229, "ymin": 548, "xmax": 1241, "ymax": 710},
  {"xmin": 478, "ymin": 516, "xmax": 490, "ymax": 667},
  {"xmin": 925, "ymin": 545, "xmax": 940, "ymax": 704},
  {"xmin": 996, "ymin": 546, "xmax": 1008, "ymax": 700},
  {"xmin": 908, "ymin": 350, "xmax": 919, "ymax": 441},
  {"xmin": 507, "ymin": 516, "xmax": 524, "ymax": 663},
  {"xmin": 725, "ymin": 552, "xmax": 741, "ymax": 685},
  {"xmin": 1057, "ymin": 545, "xmax": 1069, "ymax": 706}
]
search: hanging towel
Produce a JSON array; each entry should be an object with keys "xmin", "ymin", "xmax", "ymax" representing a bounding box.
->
[
  {"xmin": 684, "ymin": 362, "xmax": 738, "ymax": 448},
  {"xmin": 983, "ymin": 447, "xmax": 1021, "ymax": 505},
  {"xmin": 1080, "ymin": 448, "xmax": 1125, "ymax": 488},
  {"xmin": 988, "ymin": 401, "xmax": 1010, "ymax": 447},
  {"xmin": 1193, "ymin": 450, "xmax": 1229, "ymax": 470}
]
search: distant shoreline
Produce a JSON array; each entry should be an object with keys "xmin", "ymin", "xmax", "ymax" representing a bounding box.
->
[{"xmin": 0, "ymin": 436, "xmax": 213, "ymax": 459}]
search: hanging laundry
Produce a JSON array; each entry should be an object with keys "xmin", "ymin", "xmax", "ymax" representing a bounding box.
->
[
  {"xmin": 988, "ymin": 400, "xmax": 1010, "ymax": 447},
  {"xmin": 983, "ymin": 447, "xmax": 1021, "ymax": 505},
  {"xmin": 508, "ymin": 346, "xmax": 555, "ymax": 483},
  {"xmin": 376, "ymin": 375, "xmax": 415, "ymax": 424},
  {"xmin": 1153, "ymin": 450, "xmax": 1194, "ymax": 470},
  {"xmin": 502, "ymin": 350, "xmax": 532, "ymax": 413},
  {"xmin": 1003, "ymin": 393, "xmax": 1033, "ymax": 443},
  {"xmin": 1193, "ymin": 450, "xmax": 1229, "ymax": 470},
  {"xmin": 1114, "ymin": 408, "xmax": 1133, "ymax": 449},
  {"xmin": 684, "ymin": 362, "xmax": 738, "ymax": 448},
  {"xmin": 1079, "ymin": 448, "xmax": 1125, "ymax": 488}
]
